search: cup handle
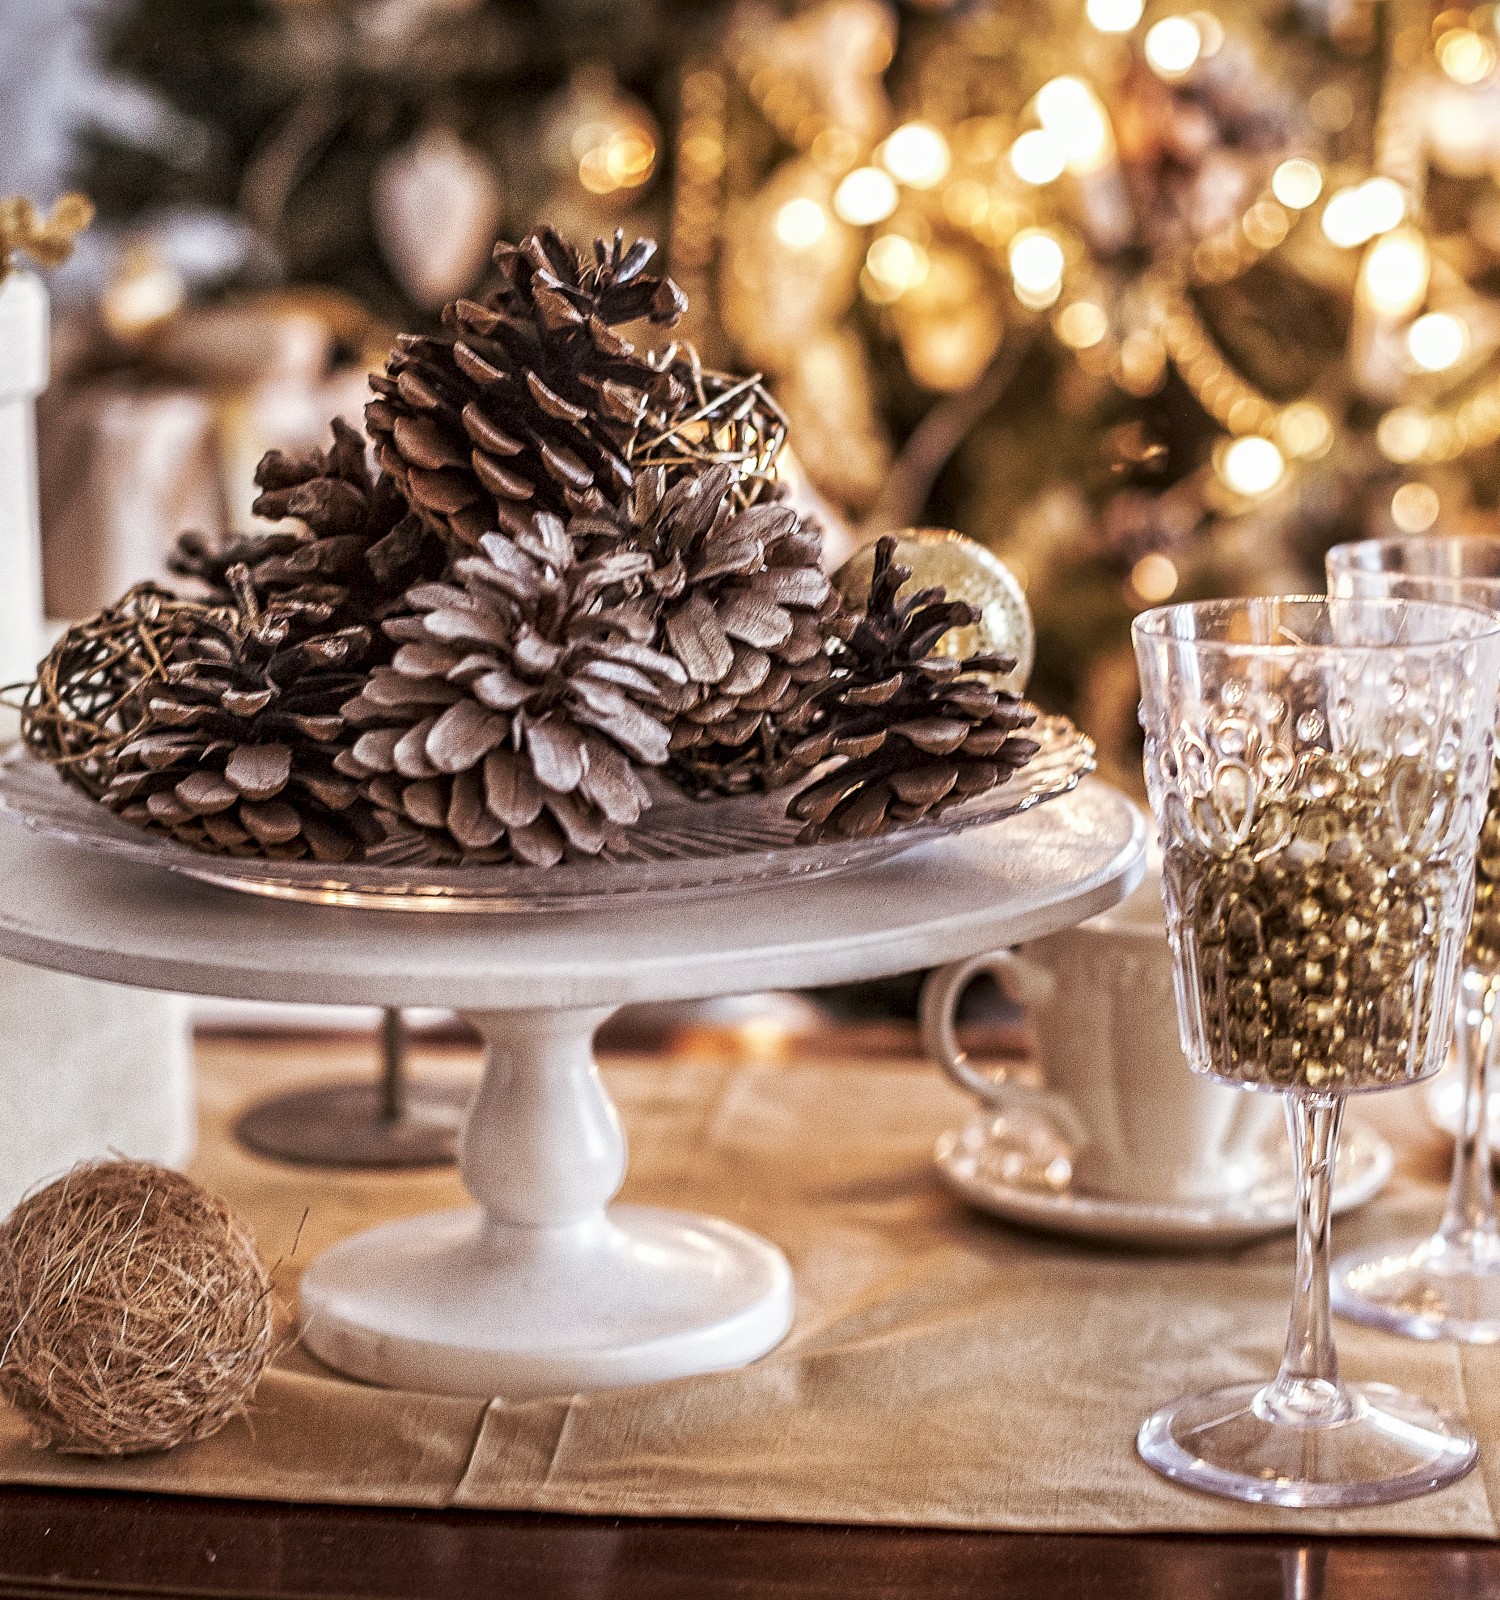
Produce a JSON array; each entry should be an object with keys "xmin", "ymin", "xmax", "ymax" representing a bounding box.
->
[{"xmin": 920, "ymin": 951, "xmax": 1090, "ymax": 1149}]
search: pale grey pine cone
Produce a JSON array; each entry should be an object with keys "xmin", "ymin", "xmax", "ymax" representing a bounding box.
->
[
  {"xmin": 573, "ymin": 465, "xmax": 840, "ymax": 798},
  {"xmin": 335, "ymin": 513, "xmax": 686, "ymax": 865}
]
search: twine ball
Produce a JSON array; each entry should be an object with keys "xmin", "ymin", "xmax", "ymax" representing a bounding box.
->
[{"xmin": 0, "ymin": 1160, "xmax": 273, "ymax": 1455}]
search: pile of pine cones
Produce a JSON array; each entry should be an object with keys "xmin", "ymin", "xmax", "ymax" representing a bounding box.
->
[{"xmin": 22, "ymin": 229, "xmax": 1041, "ymax": 867}]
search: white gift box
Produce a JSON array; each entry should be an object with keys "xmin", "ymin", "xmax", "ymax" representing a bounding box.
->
[{"xmin": 0, "ymin": 265, "xmax": 195, "ymax": 1209}]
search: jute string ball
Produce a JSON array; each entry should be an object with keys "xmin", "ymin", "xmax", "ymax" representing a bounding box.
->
[{"xmin": 0, "ymin": 1160, "xmax": 273, "ymax": 1455}]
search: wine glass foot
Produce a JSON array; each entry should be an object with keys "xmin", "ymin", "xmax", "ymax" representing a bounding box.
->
[
  {"xmin": 1332, "ymin": 1232, "xmax": 1500, "ymax": 1343},
  {"xmin": 1137, "ymin": 1380, "xmax": 1477, "ymax": 1507}
]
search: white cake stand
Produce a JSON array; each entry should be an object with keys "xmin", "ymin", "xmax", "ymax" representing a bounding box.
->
[{"xmin": 0, "ymin": 779, "xmax": 1146, "ymax": 1399}]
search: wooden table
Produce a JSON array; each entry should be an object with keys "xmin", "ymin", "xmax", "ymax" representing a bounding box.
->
[{"xmin": 1, "ymin": 1485, "xmax": 1496, "ymax": 1597}]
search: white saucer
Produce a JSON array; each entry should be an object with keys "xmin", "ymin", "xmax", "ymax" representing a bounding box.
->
[
  {"xmin": 934, "ymin": 1111, "xmax": 1394, "ymax": 1249},
  {"xmin": 1425, "ymin": 1065, "xmax": 1500, "ymax": 1158}
]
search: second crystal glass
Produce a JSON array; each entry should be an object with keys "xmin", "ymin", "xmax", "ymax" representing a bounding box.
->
[
  {"xmin": 1134, "ymin": 595, "xmax": 1500, "ymax": 1506},
  {"xmin": 1327, "ymin": 536, "xmax": 1500, "ymax": 1342}
]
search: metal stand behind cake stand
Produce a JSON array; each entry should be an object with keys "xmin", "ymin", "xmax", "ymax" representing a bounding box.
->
[
  {"xmin": 233, "ymin": 1009, "xmax": 470, "ymax": 1169},
  {"xmin": 0, "ymin": 780, "xmax": 1146, "ymax": 1399}
]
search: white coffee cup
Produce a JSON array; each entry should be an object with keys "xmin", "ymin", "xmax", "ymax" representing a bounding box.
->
[{"xmin": 920, "ymin": 873, "xmax": 1282, "ymax": 1205}]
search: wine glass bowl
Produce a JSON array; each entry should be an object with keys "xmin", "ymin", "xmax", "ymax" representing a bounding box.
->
[
  {"xmin": 1133, "ymin": 594, "xmax": 1500, "ymax": 1507},
  {"xmin": 1326, "ymin": 537, "xmax": 1500, "ymax": 1344}
]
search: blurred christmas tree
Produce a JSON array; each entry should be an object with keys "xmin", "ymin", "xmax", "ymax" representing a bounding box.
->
[
  {"xmin": 692, "ymin": 0, "xmax": 1500, "ymax": 769},
  {"xmin": 61, "ymin": 0, "xmax": 1500, "ymax": 769},
  {"xmin": 78, "ymin": 0, "xmax": 724, "ymax": 323}
]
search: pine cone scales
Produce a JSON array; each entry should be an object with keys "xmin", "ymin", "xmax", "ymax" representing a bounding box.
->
[
  {"xmin": 336, "ymin": 516, "xmax": 686, "ymax": 865},
  {"xmin": 367, "ymin": 228, "xmax": 689, "ymax": 548},
  {"xmin": 595, "ymin": 466, "xmax": 837, "ymax": 796},
  {"xmin": 100, "ymin": 596, "xmax": 380, "ymax": 862},
  {"xmin": 171, "ymin": 419, "xmax": 443, "ymax": 623},
  {"xmin": 784, "ymin": 538, "xmax": 1040, "ymax": 842}
]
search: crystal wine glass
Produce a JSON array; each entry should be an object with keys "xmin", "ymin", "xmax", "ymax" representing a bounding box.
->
[
  {"xmin": 1133, "ymin": 594, "xmax": 1500, "ymax": 1506},
  {"xmin": 1326, "ymin": 536, "xmax": 1500, "ymax": 1342}
]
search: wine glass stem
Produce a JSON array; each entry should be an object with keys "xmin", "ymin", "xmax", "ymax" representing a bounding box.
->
[
  {"xmin": 1438, "ymin": 968, "xmax": 1500, "ymax": 1254},
  {"xmin": 1260, "ymin": 1094, "xmax": 1349, "ymax": 1424}
]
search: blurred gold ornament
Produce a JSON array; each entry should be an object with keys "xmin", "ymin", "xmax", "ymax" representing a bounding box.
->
[
  {"xmin": 834, "ymin": 528, "xmax": 1034, "ymax": 693},
  {"xmin": 543, "ymin": 63, "xmax": 660, "ymax": 207},
  {"xmin": 0, "ymin": 193, "xmax": 93, "ymax": 281}
]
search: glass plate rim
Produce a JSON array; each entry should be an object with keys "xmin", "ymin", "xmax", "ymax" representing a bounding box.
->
[{"xmin": 0, "ymin": 716, "xmax": 1095, "ymax": 913}]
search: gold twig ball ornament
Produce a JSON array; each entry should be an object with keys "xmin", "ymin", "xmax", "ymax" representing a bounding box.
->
[
  {"xmin": 0, "ymin": 1161, "xmax": 273, "ymax": 1456},
  {"xmin": 834, "ymin": 529, "xmax": 1035, "ymax": 693}
]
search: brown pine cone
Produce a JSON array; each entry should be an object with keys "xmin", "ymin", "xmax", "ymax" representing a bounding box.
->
[
  {"xmin": 335, "ymin": 514, "xmax": 686, "ymax": 865},
  {"xmin": 782, "ymin": 537, "xmax": 1040, "ymax": 842},
  {"xmin": 99, "ymin": 586, "xmax": 381, "ymax": 863},
  {"xmin": 366, "ymin": 228, "xmax": 689, "ymax": 549},
  {"xmin": 170, "ymin": 419, "xmax": 444, "ymax": 626},
  {"xmin": 582, "ymin": 465, "xmax": 838, "ymax": 798}
]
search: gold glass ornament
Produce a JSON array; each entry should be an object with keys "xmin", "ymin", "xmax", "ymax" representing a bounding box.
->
[{"xmin": 834, "ymin": 528, "xmax": 1034, "ymax": 693}]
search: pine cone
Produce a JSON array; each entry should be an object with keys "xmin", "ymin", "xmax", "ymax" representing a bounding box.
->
[
  {"xmin": 335, "ymin": 513, "xmax": 686, "ymax": 865},
  {"xmin": 782, "ymin": 538, "xmax": 1040, "ymax": 842},
  {"xmin": 170, "ymin": 419, "xmax": 444, "ymax": 625},
  {"xmin": 581, "ymin": 466, "xmax": 838, "ymax": 798},
  {"xmin": 366, "ymin": 228, "xmax": 689, "ymax": 548},
  {"xmin": 99, "ymin": 587, "xmax": 379, "ymax": 863}
]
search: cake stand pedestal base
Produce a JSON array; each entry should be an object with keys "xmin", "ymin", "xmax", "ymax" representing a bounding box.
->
[{"xmin": 299, "ymin": 1006, "xmax": 794, "ymax": 1397}]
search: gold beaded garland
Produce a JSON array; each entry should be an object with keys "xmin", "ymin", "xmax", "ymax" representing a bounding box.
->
[
  {"xmin": 1171, "ymin": 751, "xmax": 1461, "ymax": 1093},
  {"xmin": 1468, "ymin": 768, "xmax": 1500, "ymax": 971}
]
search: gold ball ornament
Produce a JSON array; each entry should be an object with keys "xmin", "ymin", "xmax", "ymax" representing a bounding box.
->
[
  {"xmin": 834, "ymin": 529, "xmax": 1035, "ymax": 694},
  {"xmin": 0, "ymin": 1160, "xmax": 273, "ymax": 1456}
]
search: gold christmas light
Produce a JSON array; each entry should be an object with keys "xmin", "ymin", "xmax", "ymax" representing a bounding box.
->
[
  {"xmin": 834, "ymin": 166, "xmax": 898, "ymax": 224},
  {"xmin": 1009, "ymin": 229, "xmax": 1065, "ymax": 308},
  {"xmin": 1377, "ymin": 407, "xmax": 1432, "ymax": 463},
  {"xmin": 1056, "ymin": 300, "xmax": 1109, "ymax": 348},
  {"xmin": 879, "ymin": 122, "xmax": 951, "ymax": 188},
  {"xmin": 1407, "ymin": 311, "xmax": 1467, "ymax": 371},
  {"xmin": 1437, "ymin": 27, "xmax": 1496, "ymax": 84},
  {"xmin": 1360, "ymin": 228, "xmax": 1429, "ymax": 318},
  {"xmin": 1321, "ymin": 177, "xmax": 1405, "ymax": 248},
  {"xmin": 1271, "ymin": 158, "xmax": 1323, "ymax": 210},
  {"xmin": 1391, "ymin": 482, "xmax": 1441, "ymax": 531},
  {"xmin": 1144, "ymin": 16, "xmax": 1202, "ymax": 79},
  {"xmin": 1277, "ymin": 401, "xmax": 1333, "ymax": 460},
  {"xmin": 1219, "ymin": 435, "xmax": 1286, "ymax": 496},
  {"xmin": 1010, "ymin": 129, "xmax": 1067, "ymax": 187},
  {"xmin": 866, "ymin": 233, "xmax": 929, "ymax": 295},
  {"xmin": 1034, "ymin": 77, "xmax": 1114, "ymax": 175},
  {"xmin": 774, "ymin": 197, "xmax": 829, "ymax": 249},
  {"xmin": 1086, "ymin": 0, "xmax": 1144, "ymax": 33},
  {"xmin": 1130, "ymin": 552, "xmax": 1180, "ymax": 602}
]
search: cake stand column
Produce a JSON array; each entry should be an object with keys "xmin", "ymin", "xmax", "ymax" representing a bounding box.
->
[{"xmin": 299, "ymin": 1003, "xmax": 794, "ymax": 1398}]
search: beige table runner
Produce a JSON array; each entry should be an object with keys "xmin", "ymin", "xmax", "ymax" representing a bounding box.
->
[{"xmin": 2, "ymin": 1031, "xmax": 1496, "ymax": 1538}]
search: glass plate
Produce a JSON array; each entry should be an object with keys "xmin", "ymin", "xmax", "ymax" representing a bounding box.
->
[{"xmin": 0, "ymin": 716, "xmax": 1094, "ymax": 913}]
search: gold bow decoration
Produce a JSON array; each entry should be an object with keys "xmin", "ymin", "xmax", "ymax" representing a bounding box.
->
[{"xmin": 0, "ymin": 194, "xmax": 94, "ymax": 281}]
